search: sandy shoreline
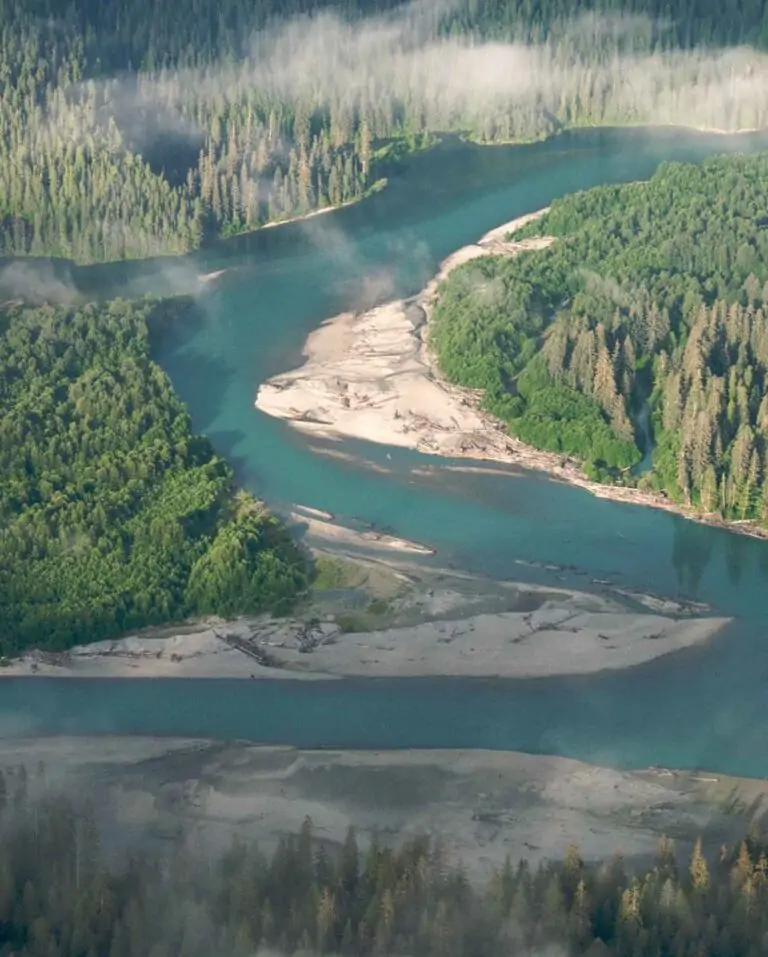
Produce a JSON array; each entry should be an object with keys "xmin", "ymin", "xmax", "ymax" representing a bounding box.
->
[
  {"xmin": 256, "ymin": 209, "xmax": 554, "ymax": 462},
  {"xmin": 1, "ymin": 557, "xmax": 730, "ymax": 681},
  {"xmin": 197, "ymin": 268, "xmax": 227, "ymax": 283},
  {"xmin": 289, "ymin": 510, "xmax": 436, "ymax": 555},
  {"xmin": 256, "ymin": 210, "xmax": 768, "ymax": 541},
  {"xmin": 259, "ymin": 197, "xmax": 361, "ymax": 231},
  {"xmin": 0, "ymin": 612, "xmax": 729, "ymax": 681},
  {"xmin": 4, "ymin": 735, "xmax": 765, "ymax": 883}
]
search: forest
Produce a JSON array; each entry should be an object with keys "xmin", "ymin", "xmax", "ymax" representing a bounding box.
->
[
  {"xmin": 0, "ymin": 771, "xmax": 766, "ymax": 957},
  {"xmin": 0, "ymin": 296, "xmax": 308, "ymax": 653},
  {"xmin": 429, "ymin": 152, "xmax": 768, "ymax": 523},
  {"xmin": 2, "ymin": 0, "xmax": 768, "ymax": 263}
]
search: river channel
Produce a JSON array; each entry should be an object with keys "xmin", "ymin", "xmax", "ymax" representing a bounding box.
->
[{"xmin": 4, "ymin": 127, "xmax": 768, "ymax": 777}]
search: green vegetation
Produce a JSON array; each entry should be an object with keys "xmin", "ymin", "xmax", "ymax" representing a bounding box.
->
[
  {"xmin": 3, "ymin": 777, "xmax": 768, "ymax": 957},
  {"xmin": 431, "ymin": 153, "xmax": 768, "ymax": 520},
  {"xmin": 334, "ymin": 597, "xmax": 395, "ymax": 632},
  {"xmin": 2, "ymin": 0, "xmax": 768, "ymax": 263},
  {"xmin": 312, "ymin": 555, "xmax": 370, "ymax": 591},
  {"xmin": 0, "ymin": 297, "xmax": 308, "ymax": 653}
]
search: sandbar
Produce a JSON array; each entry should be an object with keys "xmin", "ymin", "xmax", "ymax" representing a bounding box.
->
[
  {"xmin": 256, "ymin": 209, "xmax": 768, "ymax": 539},
  {"xmin": 4, "ymin": 736, "xmax": 764, "ymax": 884},
  {"xmin": 0, "ymin": 544, "xmax": 728, "ymax": 682},
  {"xmin": 256, "ymin": 209, "xmax": 553, "ymax": 462},
  {"xmin": 197, "ymin": 268, "xmax": 227, "ymax": 283},
  {"xmin": 288, "ymin": 510, "xmax": 436, "ymax": 555},
  {"xmin": 2, "ymin": 579, "xmax": 729, "ymax": 682}
]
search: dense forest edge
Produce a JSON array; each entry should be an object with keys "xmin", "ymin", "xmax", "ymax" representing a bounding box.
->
[
  {"xmin": 3, "ymin": 0, "xmax": 768, "ymax": 263},
  {"xmin": 429, "ymin": 152, "xmax": 768, "ymax": 530},
  {"xmin": 0, "ymin": 773, "xmax": 767, "ymax": 957},
  {"xmin": 0, "ymin": 296, "xmax": 310, "ymax": 654}
]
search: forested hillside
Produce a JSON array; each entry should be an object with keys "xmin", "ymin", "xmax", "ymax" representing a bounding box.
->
[
  {"xmin": 2, "ymin": 0, "xmax": 768, "ymax": 262},
  {"xmin": 0, "ymin": 297, "xmax": 308, "ymax": 652},
  {"xmin": 1, "ymin": 782, "xmax": 768, "ymax": 957},
  {"xmin": 430, "ymin": 153, "xmax": 768, "ymax": 525}
]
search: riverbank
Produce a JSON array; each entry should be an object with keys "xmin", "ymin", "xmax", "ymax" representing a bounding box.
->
[
  {"xmin": 256, "ymin": 210, "xmax": 768, "ymax": 542},
  {"xmin": 289, "ymin": 510, "xmax": 436, "ymax": 555},
  {"xmin": 1, "ymin": 557, "xmax": 729, "ymax": 681},
  {"xmin": 255, "ymin": 209, "xmax": 553, "ymax": 459},
  {"xmin": 231, "ymin": 126, "xmax": 765, "ymax": 257},
  {"xmin": 222, "ymin": 177, "xmax": 388, "ymax": 242},
  {"xmin": 5, "ymin": 735, "xmax": 765, "ymax": 883}
]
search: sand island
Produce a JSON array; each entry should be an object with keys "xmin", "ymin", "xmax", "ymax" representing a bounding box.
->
[
  {"xmin": 2, "ymin": 541, "xmax": 730, "ymax": 683},
  {"xmin": 256, "ymin": 210, "xmax": 554, "ymax": 463}
]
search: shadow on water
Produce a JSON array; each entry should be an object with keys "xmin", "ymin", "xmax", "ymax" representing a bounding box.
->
[
  {"xmin": 8, "ymin": 126, "xmax": 768, "ymax": 303},
  {"xmin": 671, "ymin": 518, "xmax": 716, "ymax": 595},
  {"xmin": 149, "ymin": 302, "xmax": 235, "ymax": 434},
  {"xmin": 206, "ymin": 431, "xmax": 251, "ymax": 485},
  {"xmin": 5, "ymin": 127, "xmax": 768, "ymax": 772}
]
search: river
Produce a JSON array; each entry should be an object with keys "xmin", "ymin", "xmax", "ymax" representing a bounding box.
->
[{"xmin": 5, "ymin": 127, "xmax": 768, "ymax": 777}]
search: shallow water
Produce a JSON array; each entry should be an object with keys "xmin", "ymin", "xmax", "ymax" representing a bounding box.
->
[
  {"xmin": 6, "ymin": 127, "xmax": 768, "ymax": 775},
  {"xmin": 1, "ymin": 657, "xmax": 766, "ymax": 776}
]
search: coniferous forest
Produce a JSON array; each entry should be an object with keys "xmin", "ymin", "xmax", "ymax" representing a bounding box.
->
[
  {"xmin": 430, "ymin": 153, "xmax": 768, "ymax": 524},
  {"xmin": 2, "ymin": 0, "xmax": 768, "ymax": 263},
  {"xmin": 0, "ymin": 778, "xmax": 767, "ymax": 957},
  {"xmin": 0, "ymin": 297, "xmax": 308, "ymax": 653}
]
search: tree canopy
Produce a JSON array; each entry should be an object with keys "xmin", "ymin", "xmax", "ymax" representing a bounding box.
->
[
  {"xmin": 2, "ymin": 0, "xmax": 768, "ymax": 263},
  {"xmin": 430, "ymin": 152, "xmax": 768, "ymax": 521},
  {"xmin": 1, "ymin": 775, "xmax": 768, "ymax": 957},
  {"xmin": 0, "ymin": 296, "xmax": 308, "ymax": 653}
]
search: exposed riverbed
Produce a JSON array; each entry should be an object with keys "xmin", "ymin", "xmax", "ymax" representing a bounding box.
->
[
  {"xmin": 4, "ymin": 128, "xmax": 768, "ymax": 782},
  {"xmin": 254, "ymin": 210, "xmax": 554, "ymax": 460},
  {"xmin": 1, "ymin": 561, "xmax": 730, "ymax": 681},
  {"xmin": 8, "ymin": 736, "xmax": 766, "ymax": 884}
]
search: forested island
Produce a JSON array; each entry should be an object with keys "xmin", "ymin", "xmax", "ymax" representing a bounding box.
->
[
  {"xmin": 2, "ymin": 0, "xmax": 768, "ymax": 263},
  {"xmin": 1, "ymin": 779, "xmax": 768, "ymax": 957},
  {"xmin": 0, "ymin": 297, "xmax": 308, "ymax": 653},
  {"xmin": 430, "ymin": 153, "xmax": 768, "ymax": 528}
]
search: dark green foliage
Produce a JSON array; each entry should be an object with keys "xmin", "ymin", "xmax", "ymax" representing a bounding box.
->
[
  {"xmin": 0, "ymin": 297, "xmax": 308, "ymax": 653},
  {"xmin": 514, "ymin": 358, "xmax": 640, "ymax": 468},
  {"xmin": 431, "ymin": 153, "xmax": 768, "ymax": 516},
  {"xmin": 3, "ymin": 789, "xmax": 768, "ymax": 957},
  {"xmin": 186, "ymin": 502, "xmax": 308, "ymax": 617},
  {"xmin": 444, "ymin": 0, "xmax": 768, "ymax": 48},
  {"xmin": 2, "ymin": 0, "xmax": 768, "ymax": 262},
  {"xmin": 429, "ymin": 255, "xmax": 557, "ymax": 391}
]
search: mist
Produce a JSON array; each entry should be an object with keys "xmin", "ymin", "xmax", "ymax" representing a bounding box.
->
[
  {"xmin": 0, "ymin": 261, "xmax": 81, "ymax": 305},
  {"xmin": 46, "ymin": 1, "xmax": 768, "ymax": 174},
  {"xmin": 131, "ymin": 3, "xmax": 768, "ymax": 137}
]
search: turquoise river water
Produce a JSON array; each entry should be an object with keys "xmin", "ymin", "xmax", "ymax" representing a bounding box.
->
[{"xmin": 4, "ymin": 128, "xmax": 768, "ymax": 777}]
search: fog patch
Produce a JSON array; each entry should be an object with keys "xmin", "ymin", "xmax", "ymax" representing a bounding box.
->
[
  {"xmin": 0, "ymin": 260, "xmax": 80, "ymax": 305},
  {"xmin": 133, "ymin": 7, "xmax": 768, "ymax": 136}
]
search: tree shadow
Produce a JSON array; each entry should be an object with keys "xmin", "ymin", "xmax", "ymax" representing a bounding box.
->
[
  {"xmin": 206, "ymin": 430, "xmax": 250, "ymax": 486},
  {"xmin": 149, "ymin": 309, "xmax": 234, "ymax": 436},
  {"xmin": 670, "ymin": 516, "xmax": 715, "ymax": 596}
]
